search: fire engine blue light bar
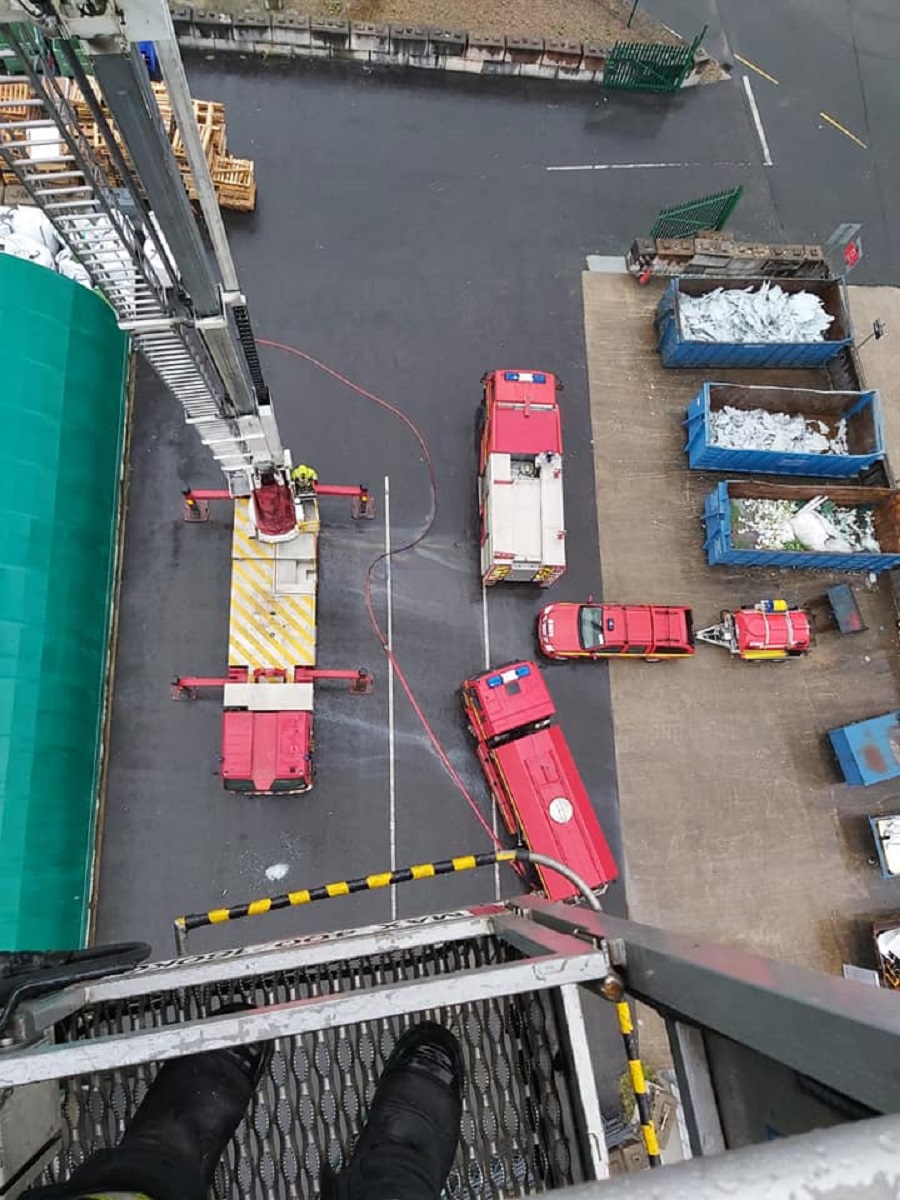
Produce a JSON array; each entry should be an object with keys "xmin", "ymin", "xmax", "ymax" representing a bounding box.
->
[{"xmin": 502, "ymin": 372, "xmax": 547, "ymax": 384}]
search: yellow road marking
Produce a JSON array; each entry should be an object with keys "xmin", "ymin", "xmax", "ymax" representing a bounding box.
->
[
  {"xmin": 734, "ymin": 53, "xmax": 779, "ymax": 85},
  {"xmin": 819, "ymin": 110, "xmax": 867, "ymax": 149}
]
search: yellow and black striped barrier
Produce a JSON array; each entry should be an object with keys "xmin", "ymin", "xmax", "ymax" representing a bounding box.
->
[
  {"xmin": 174, "ymin": 850, "xmax": 519, "ymax": 951},
  {"xmin": 616, "ymin": 1000, "xmax": 662, "ymax": 1168}
]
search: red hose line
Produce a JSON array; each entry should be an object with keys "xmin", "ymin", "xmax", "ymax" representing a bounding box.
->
[{"xmin": 258, "ymin": 339, "xmax": 502, "ymax": 850}]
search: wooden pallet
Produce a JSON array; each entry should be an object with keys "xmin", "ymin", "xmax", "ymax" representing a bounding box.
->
[
  {"xmin": 212, "ymin": 155, "xmax": 256, "ymax": 212},
  {"xmin": 0, "ymin": 81, "xmax": 36, "ymax": 123}
]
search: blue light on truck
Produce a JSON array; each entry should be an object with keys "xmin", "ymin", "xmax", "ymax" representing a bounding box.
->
[
  {"xmin": 515, "ymin": 665, "xmax": 531, "ymax": 678},
  {"xmin": 502, "ymin": 371, "xmax": 547, "ymax": 384},
  {"xmin": 487, "ymin": 675, "xmax": 503, "ymax": 688}
]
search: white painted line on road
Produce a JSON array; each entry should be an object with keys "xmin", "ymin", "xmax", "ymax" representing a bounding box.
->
[
  {"xmin": 480, "ymin": 581, "xmax": 500, "ymax": 900},
  {"xmin": 481, "ymin": 581, "xmax": 491, "ymax": 671},
  {"xmin": 385, "ymin": 474, "xmax": 397, "ymax": 921},
  {"xmin": 546, "ymin": 161, "xmax": 754, "ymax": 172},
  {"xmin": 742, "ymin": 75, "xmax": 773, "ymax": 167}
]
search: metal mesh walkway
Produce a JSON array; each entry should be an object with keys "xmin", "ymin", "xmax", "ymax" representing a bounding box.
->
[{"xmin": 41, "ymin": 934, "xmax": 587, "ymax": 1199}]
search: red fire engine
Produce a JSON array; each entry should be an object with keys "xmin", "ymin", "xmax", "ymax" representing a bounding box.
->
[
  {"xmin": 461, "ymin": 661, "xmax": 618, "ymax": 899},
  {"xmin": 478, "ymin": 370, "xmax": 566, "ymax": 587}
]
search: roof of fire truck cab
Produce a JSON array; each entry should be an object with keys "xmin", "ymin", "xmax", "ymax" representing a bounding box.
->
[
  {"xmin": 487, "ymin": 370, "xmax": 562, "ymax": 458},
  {"xmin": 465, "ymin": 662, "xmax": 556, "ymax": 741},
  {"xmin": 492, "ymin": 724, "xmax": 618, "ymax": 898}
]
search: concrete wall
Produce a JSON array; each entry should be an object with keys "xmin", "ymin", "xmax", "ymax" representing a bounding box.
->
[{"xmin": 171, "ymin": 8, "xmax": 709, "ymax": 88}]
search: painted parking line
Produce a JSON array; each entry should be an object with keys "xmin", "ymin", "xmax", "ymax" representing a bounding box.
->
[
  {"xmin": 385, "ymin": 474, "xmax": 397, "ymax": 920},
  {"xmin": 734, "ymin": 53, "xmax": 779, "ymax": 85},
  {"xmin": 742, "ymin": 76, "xmax": 774, "ymax": 167},
  {"xmin": 545, "ymin": 161, "xmax": 754, "ymax": 172},
  {"xmin": 480, "ymin": 582, "xmax": 500, "ymax": 901},
  {"xmin": 819, "ymin": 110, "xmax": 868, "ymax": 150}
]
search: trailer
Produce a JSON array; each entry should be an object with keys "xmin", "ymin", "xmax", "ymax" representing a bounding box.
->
[
  {"xmin": 829, "ymin": 712, "xmax": 900, "ymax": 787},
  {"xmin": 685, "ymin": 383, "xmax": 884, "ymax": 478},
  {"xmin": 656, "ymin": 277, "xmax": 853, "ymax": 368},
  {"xmin": 461, "ymin": 661, "xmax": 617, "ymax": 899},
  {"xmin": 695, "ymin": 600, "xmax": 811, "ymax": 661},
  {"xmin": 702, "ymin": 480, "xmax": 900, "ymax": 573},
  {"xmin": 478, "ymin": 370, "xmax": 566, "ymax": 587}
]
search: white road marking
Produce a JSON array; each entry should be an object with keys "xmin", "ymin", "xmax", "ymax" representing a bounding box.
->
[
  {"xmin": 481, "ymin": 582, "xmax": 501, "ymax": 901},
  {"xmin": 385, "ymin": 475, "xmax": 397, "ymax": 920},
  {"xmin": 481, "ymin": 581, "xmax": 491, "ymax": 671},
  {"xmin": 742, "ymin": 75, "xmax": 773, "ymax": 167},
  {"xmin": 546, "ymin": 161, "xmax": 753, "ymax": 172}
]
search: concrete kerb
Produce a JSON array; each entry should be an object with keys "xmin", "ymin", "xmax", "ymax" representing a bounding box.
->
[{"xmin": 171, "ymin": 5, "xmax": 716, "ymax": 87}]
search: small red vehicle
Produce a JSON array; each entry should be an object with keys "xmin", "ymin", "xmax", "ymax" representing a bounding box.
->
[
  {"xmin": 461, "ymin": 661, "xmax": 618, "ymax": 900},
  {"xmin": 538, "ymin": 602, "xmax": 695, "ymax": 661}
]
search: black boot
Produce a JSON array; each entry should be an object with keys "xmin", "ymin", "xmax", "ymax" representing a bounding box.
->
[
  {"xmin": 28, "ymin": 1002, "xmax": 272, "ymax": 1200},
  {"xmin": 324, "ymin": 1021, "xmax": 463, "ymax": 1200}
]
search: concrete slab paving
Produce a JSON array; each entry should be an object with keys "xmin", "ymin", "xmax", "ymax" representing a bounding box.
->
[{"xmin": 583, "ymin": 271, "xmax": 900, "ymax": 1063}]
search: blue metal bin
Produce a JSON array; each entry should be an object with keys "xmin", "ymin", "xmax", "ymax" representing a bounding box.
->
[
  {"xmin": 685, "ymin": 383, "xmax": 884, "ymax": 477},
  {"xmin": 702, "ymin": 480, "xmax": 900, "ymax": 574},
  {"xmin": 657, "ymin": 277, "xmax": 853, "ymax": 368}
]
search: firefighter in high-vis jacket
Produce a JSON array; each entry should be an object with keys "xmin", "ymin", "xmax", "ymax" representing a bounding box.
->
[{"xmin": 290, "ymin": 463, "xmax": 318, "ymax": 496}]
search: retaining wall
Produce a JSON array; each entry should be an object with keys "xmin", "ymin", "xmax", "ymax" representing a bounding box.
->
[{"xmin": 172, "ymin": 8, "xmax": 711, "ymax": 87}]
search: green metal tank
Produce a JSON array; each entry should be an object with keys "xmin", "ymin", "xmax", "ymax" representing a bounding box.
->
[{"xmin": 0, "ymin": 253, "xmax": 128, "ymax": 949}]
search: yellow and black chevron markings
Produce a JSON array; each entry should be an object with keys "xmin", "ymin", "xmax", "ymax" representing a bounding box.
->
[
  {"xmin": 176, "ymin": 850, "xmax": 518, "ymax": 934},
  {"xmin": 228, "ymin": 500, "xmax": 317, "ymax": 670},
  {"xmin": 616, "ymin": 1001, "xmax": 662, "ymax": 1167}
]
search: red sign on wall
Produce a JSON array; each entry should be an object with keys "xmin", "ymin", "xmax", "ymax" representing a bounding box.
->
[{"xmin": 844, "ymin": 240, "xmax": 861, "ymax": 269}]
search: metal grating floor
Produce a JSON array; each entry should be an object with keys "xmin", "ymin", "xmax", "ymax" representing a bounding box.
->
[{"xmin": 42, "ymin": 937, "xmax": 586, "ymax": 1198}]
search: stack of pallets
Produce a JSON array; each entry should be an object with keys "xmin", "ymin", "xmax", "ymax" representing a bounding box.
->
[{"xmin": 0, "ymin": 78, "xmax": 256, "ymax": 211}]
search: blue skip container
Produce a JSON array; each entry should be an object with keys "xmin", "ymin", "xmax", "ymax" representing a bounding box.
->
[
  {"xmin": 702, "ymin": 479, "xmax": 900, "ymax": 573},
  {"xmin": 685, "ymin": 383, "xmax": 884, "ymax": 478},
  {"xmin": 656, "ymin": 277, "xmax": 853, "ymax": 368}
]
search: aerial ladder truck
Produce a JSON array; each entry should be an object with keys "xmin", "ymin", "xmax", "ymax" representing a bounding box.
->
[
  {"xmin": 0, "ymin": 4, "xmax": 898, "ymax": 1196},
  {"xmin": 0, "ymin": 0, "xmax": 371, "ymax": 792}
]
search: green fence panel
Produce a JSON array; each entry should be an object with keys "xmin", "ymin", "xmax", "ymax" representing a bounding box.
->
[
  {"xmin": 650, "ymin": 186, "xmax": 744, "ymax": 238},
  {"xmin": 0, "ymin": 253, "xmax": 128, "ymax": 950},
  {"xmin": 603, "ymin": 26, "xmax": 706, "ymax": 93}
]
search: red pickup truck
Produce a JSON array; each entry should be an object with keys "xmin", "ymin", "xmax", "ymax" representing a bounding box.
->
[
  {"xmin": 538, "ymin": 601, "xmax": 695, "ymax": 661},
  {"xmin": 461, "ymin": 661, "xmax": 618, "ymax": 900}
]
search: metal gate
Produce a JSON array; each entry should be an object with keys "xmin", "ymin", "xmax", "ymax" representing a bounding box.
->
[
  {"xmin": 603, "ymin": 27, "xmax": 706, "ymax": 93},
  {"xmin": 649, "ymin": 186, "xmax": 743, "ymax": 238}
]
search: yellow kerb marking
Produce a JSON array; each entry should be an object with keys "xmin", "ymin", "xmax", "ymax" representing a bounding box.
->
[
  {"xmin": 411, "ymin": 863, "xmax": 436, "ymax": 879},
  {"xmin": 734, "ymin": 53, "xmax": 779, "ymax": 85},
  {"xmin": 820, "ymin": 110, "xmax": 867, "ymax": 149},
  {"xmin": 326, "ymin": 881, "xmax": 350, "ymax": 898}
]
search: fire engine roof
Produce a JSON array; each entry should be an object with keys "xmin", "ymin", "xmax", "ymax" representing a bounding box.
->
[
  {"xmin": 489, "ymin": 370, "xmax": 562, "ymax": 456},
  {"xmin": 494, "ymin": 725, "xmax": 618, "ymax": 899},
  {"xmin": 467, "ymin": 662, "xmax": 555, "ymax": 739}
]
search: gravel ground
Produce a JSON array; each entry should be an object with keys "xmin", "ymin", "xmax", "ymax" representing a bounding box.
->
[{"xmin": 195, "ymin": 0, "xmax": 688, "ymax": 48}]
